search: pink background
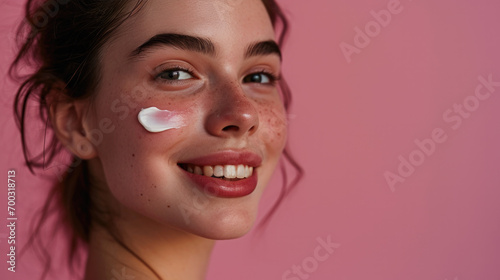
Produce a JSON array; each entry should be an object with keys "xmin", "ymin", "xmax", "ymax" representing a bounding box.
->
[{"xmin": 1, "ymin": 0, "xmax": 500, "ymax": 279}]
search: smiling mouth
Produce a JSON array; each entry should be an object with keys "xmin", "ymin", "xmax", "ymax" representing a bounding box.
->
[{"xmin": 178, "ymin": 164, "xmax": 254, "ymax": 180}]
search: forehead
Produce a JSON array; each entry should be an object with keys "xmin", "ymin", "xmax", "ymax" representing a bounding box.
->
[{"xmin": 108, "ymin": 0, "xmax": 276, "ymax": 56}]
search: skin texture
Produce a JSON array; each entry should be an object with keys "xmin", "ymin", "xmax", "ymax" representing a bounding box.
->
[{"xmin": 49, "ymin": 0, "xmax": 287, "ymax": 279}]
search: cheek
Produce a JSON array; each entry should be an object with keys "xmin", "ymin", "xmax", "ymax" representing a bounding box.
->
[
  {"xmin": 93, "ymin": 82, "xmax": 193, "ymax": 156},
  {"xmin": 258, "ymin": 100, "xmax": 288, "ymax": 151},
  {"xmin": 92, "ymin": 99, "xmax": 192, "ymax": 202},
  {"xmin": 95, "ymin": 113, "xmax": 192, "ymax": 217}
]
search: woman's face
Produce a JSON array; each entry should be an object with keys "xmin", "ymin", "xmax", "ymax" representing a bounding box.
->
[{"xmin": 87, "ymin": 0, "xmax": 286, "ymax": 239}]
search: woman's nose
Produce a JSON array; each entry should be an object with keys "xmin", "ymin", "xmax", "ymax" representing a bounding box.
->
[{"xmin": 204, "ymin": 82, "xmax": 259, "ymax": 138}]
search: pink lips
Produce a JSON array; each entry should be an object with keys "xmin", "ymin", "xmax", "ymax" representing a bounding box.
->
[{"xmin": 179, "ymin": 151, "xmax": 262, "ymax": 198}]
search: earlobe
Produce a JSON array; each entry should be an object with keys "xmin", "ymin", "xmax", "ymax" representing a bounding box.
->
[{"xmin": 48, "ymin": 93, "xmax": 98, "ymax": 160}]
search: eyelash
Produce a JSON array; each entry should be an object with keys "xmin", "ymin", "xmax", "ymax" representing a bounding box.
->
[
  {"xmin": 244, "ymin": 70, "xmax": 281, "ymax": 86},
  {"xmin": 155, "ymin": 66, "xmax": 195, "ymax": 82},
  {"xmin": 154, "ymin": 66, "xmax": 280, "ymax": 85}
]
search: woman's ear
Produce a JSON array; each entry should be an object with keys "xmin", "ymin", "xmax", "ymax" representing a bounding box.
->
[{"xmin": 47, "ymin": 89, "xmax": 98, "ymax": 160}]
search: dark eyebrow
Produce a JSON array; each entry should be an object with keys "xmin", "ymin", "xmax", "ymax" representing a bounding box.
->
[
  {"xmin": 129, "ymin": 33, "xmax": 281, "ymax": 61},
  {"xmin": 130, "ymin": 33, "xmax": 216, "ymax": 58},
  {"xmin": 245, "ymin": 40, "xmax": 282, "ymax": 60}
]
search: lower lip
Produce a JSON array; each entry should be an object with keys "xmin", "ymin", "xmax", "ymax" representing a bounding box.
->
[{"xmin": 180, "ymin": 167, "xmax": 258, "ymax": 198}]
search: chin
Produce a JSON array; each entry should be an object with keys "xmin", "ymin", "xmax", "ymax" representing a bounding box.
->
[{"xmin": 187, "ymin": 207, "xmax": 258, "ymax": 240}]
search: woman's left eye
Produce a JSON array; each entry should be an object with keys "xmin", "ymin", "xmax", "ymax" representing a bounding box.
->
[
  {"xmin": 157, "ymin": 69, "xmax": 193, "ymax": 81},
  {"xmin": 243, "ymin": 72, "xmax": 277, "ymax": 84}
]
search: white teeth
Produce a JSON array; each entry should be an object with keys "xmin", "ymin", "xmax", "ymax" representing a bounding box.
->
[
  {"xmin": 224, "ymin": 165, "xmax": 237, "ymax": 179},
  {"xmin": 236, "ymin": 165, "xmax": 245, "ymax": 179},
  {"xmin": 194, "ymin": 166, "xmax": 203, "ymax": 175},
  {"xmin": 214, "ymin": 165, "xmax": 224, "ymax": 177},
  {"xmin": 203, "ymin": 166, "xmax": 214, "ymax": 177},
  {"xmin": 245, "ymin": 166, "xmax": 253, "ymax": 177},
  {"xmin": 183, "ymin": 164, "xmax": 254, "ymax": 179}
]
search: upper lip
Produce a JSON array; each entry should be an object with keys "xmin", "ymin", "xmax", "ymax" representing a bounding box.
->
[{"xmin": 178, "ymin": 150, "xmax": 262, "ymax": 167}]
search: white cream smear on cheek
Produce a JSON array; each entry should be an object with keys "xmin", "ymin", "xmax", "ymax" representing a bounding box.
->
[{"xmin": 137, "ymin": 107, "xmax": 186, "ymax": 133}]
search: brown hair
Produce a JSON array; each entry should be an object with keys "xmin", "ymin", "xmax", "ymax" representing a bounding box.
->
[{"xmin": 10, "ymin": 0, "xmax": 303, "ymax": 278}]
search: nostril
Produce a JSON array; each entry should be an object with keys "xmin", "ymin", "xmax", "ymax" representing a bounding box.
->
[{"xmin": 222, "ymin": 125, "xmax": 239, "ymax": 132}]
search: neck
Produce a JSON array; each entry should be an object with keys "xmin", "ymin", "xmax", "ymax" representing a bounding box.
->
[{"xmin": 84, "ymin": 213, "xmax": 215, "ymax": 280}]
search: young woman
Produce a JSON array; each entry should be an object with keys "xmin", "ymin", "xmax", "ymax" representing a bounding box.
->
[{"xmin": 11, "ymin": 0, "xmax": 301, "ymax": 279}]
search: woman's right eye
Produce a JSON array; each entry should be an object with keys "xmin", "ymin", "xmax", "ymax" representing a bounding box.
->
[{"xmin": 156, "ymin": 69, "xmax": 194, "ymax": 81}]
